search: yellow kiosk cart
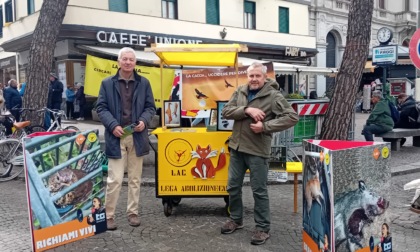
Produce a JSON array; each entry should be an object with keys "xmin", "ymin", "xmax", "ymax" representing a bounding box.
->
[{"xmin": 147, "ymin": 44, "xmax": 247, "ymax": 216}]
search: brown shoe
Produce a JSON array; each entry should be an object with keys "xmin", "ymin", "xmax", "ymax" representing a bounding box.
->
[
  {"xmin": 107, "ymin": 218, "xmax": 117, "ymax": 230},
  {"xmin": 128, "ymin": 214, "xmax": 141, "ymax": 227},
  {"xmin": 251, "ymin": 230, "xmax": 270, "ymax": 245},
  {"xmin": 220, "ymin": 219, "xmax": 243, "ymax": 234}
]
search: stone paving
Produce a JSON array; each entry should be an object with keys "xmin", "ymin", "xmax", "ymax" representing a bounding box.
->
[
  {"xmin": 1, "ymin": 171, "xmax": 420, "ymax": 252},
  {"xmin": 1, "ymin": 112, "xmax": 420, "ymax": 251}
]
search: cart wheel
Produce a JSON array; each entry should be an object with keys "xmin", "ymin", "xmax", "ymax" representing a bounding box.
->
[
  {"xmin": 164, "ymin": 202, "xmax": 172, "ymax": 217},
  {"xmin": 172, "ymin": 197, "xmax": 181, "ymax": 206}
]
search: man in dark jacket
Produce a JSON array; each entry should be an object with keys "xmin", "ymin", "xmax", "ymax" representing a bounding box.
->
[
  {"xmin": 75, "ymin": 83, "xmax": 86, "ymax": 120},
  {"xmin": 220, "ymin": 62, "xmax": 299, "ymax": 245},
  {"xmin": 4, "ymin": 79, "xmax": 22, "ymax": 134},
  {"xmin": 4, "ymin": 79, "xmax": 22, "ymax": 120},
  {"xmin": 393, "ymin": 93, "xmax": 420, "ymax": 146},
  {"xmin": 47, "ymin": 72, "xmax": 64, "ymax": 126},
  {"xmin": 96, "ymin": 47, "xmax": 156, "ymax": 230}
]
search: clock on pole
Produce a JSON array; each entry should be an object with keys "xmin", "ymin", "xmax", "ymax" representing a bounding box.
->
[{"xmin": 377, "ymin": 27, "xmax": 393, "ymax": 45}]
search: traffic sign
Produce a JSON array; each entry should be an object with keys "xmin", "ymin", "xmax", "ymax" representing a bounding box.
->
[{"xmin": 409, "ymin": 28, "xmax": 420, "ymax": 70}]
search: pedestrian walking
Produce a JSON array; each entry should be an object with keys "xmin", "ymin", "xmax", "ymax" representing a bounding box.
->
[
  {"xmin": 96, "ymin": 47, "xmax": 156, "ymax": 230},
  {"xmin": 65, "ymin": 85, "xmax": 75, "ymax": 119},
  {"xmin": 75, "ymin": 83, "xmax": 86, "ymax": 120},
  {"xmin": 220, "ymin": 62, "xmax": 298, "ymax": 245}
]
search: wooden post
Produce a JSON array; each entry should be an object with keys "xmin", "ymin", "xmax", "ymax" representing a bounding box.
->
[
  {"xmin": 294, "ymin": 173, "xmax": 298, "ymax": 213},
  {"xmin": 160, "ymin": 61, "xmax": 166, "ymax": 130}
]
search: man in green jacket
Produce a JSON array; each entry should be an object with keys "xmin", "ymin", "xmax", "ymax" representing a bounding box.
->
[
  {"xmin": 362, "ymin": 90, "xmax": 394, "ymax": 141},
  {"xmin": 220, "ymin": 62, "xmax": 298, "ymax": 245}
]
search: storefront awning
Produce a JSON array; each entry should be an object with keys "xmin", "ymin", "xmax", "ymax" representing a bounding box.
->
[
  {"xmin": 238, "ymin": 57, "xmax": 338, "ymax": 76},
  {"xmin": 364, "ymin": 61, "xmax": 376, "ymax": 73},
  {"xmin": 77, "ymin": 45, "xmax": 160, "ymax": 64}
]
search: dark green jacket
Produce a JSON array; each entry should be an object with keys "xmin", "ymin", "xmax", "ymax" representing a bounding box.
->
[
  {"xmin": 222, "ymin": 78, "xmax": 299, "ymax": 158},
  {"xmin": 366, "ymin": 99, "xmax": 394, "ymax": 130}
]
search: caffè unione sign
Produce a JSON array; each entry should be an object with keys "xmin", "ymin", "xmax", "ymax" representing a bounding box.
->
[{"xmin": 96, "ymin": 31, "xmax": 203, "ymax": 46}]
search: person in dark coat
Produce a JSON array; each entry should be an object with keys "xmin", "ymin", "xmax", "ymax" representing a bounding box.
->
[
  {"xmin": 3, "ymin": 79, "xmax": 22, "ymax": 135},
  {"xmin": 96, "ymin": 47, "xmax": 156, "ymax": 230},
  {"xmin": 393, "ymin": 93, "xmax": 420, "ymax": 146},
  {"xmin": 75, "ymin": 83, "xmax": 86, "ymax": 120},
  {"xmin": 4, "ymin": 79, "xmax": 22, "ymax": 121},
  {"xmin": 47, "ymin": 72, "xmax": 64, "ymax": 126}
]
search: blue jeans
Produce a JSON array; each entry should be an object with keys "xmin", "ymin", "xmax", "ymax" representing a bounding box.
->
[
  {"xmin": 227, "ymin": 149, "xmax": 270, "ymax": 232},
  {"xmin": 362, "ymin": 124, "xmax": 389, "ymax": 141}
]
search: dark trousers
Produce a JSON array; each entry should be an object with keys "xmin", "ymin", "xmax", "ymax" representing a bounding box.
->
[
  {"xmin": 66, "ymin": 101, "xmax": 74, "ymax": 119},
  {"xmin": 79, "ymin": 104, "xmax": 85, "ymax": 118}
]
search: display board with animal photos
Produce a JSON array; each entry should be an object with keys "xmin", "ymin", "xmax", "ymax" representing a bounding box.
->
[
  {"xmin": 163, "ymin": 100, "xmax": 181, "ymax": 128},
  {"xmin": 23, "ymin": 130, "xmax": 107, "ymax": 252},
  {"xmin": 216, "ymin": 101, "xmax": 234, "ymax": 131},
  {"xmin": 302, "ymin": 140, "xmax": 392, "ymax": 252}
]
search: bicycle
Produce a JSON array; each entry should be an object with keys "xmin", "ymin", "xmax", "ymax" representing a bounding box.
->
[
  {"xmin": 0, "ymin": 108, "xmax": 79, "ymax": 182},
  {"xmin": 40, "ymin": 107, "xmax": 80, "ymax": 132}
]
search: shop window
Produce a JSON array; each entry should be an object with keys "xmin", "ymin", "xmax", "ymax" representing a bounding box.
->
[
  {"xmin": 162, "ymin": 0, "xmax": 178, "ymax": 19},
  {"xmin": 244, "ymin": 1, "xmax": 255, "ymax": 30},
  {"xmin": 279, "ymin": 7, "xmax": 289, "ymax": 33},
  {"xmin": 109, "ymin": 0, "xmax": 128, "ymax": 13},
  {"xmin": 206, "ymin": 0, "xmax": 219, "ymax": 25},
  {"xmin": 378, "ymin": 0, "xmax": 385, "ymax": 9},
  {"xmin": 0, "ymin": 6, "xmax": 3, "ymax": 37},
  {"xmin": 5, "ymin": 0, "xmax": 13, "ymax": 23},
  {"xmin": 28, "ymin": 0, "xmax": 35, "ymax": 15}
]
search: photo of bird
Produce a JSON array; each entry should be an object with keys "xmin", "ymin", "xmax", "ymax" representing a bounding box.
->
[
  {"xmin": 195, "ymin": 88, "xmax": 209, "ymax": 99},
  {"xmin": 224, "ymin": 79, "xmax": 234, "ymax": 88}
]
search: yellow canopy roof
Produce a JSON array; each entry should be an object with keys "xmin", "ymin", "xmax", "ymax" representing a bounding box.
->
[{"xmin": 145, "ymin": 43, "xmax": 248, "ymax": 67}]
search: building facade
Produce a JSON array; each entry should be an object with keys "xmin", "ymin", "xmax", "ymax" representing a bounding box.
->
[
  {"xmin": 310, "ymin": 0, "xmax": 418, "ymax": 96},
  {"xmin": 0, "ymin": 0, "xmax": 317, "ymax": 94}
]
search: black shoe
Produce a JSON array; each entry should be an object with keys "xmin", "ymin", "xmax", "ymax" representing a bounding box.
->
[{"xmin": 400, "ymin": 138, "xmax": 407, "ymax": 147}]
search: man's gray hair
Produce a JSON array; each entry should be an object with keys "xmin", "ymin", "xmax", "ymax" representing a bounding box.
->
[
  {"xmin": 118, "ymin": 47, "xmax": 136, "ymax": 60},
  {"xmin": 247, "ymin": 62, "xmax": 267, "ymax": 75},
  {"xmin": 372, "ymin": 90, "xmax": 383, "ymax": 99},
  {"xmin": 8, "ymin": 79, "xmax": 16, "ymax": 86}
]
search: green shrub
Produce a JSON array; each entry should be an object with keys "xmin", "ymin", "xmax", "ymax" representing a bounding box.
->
[{"xmin": 286, "ymin": 93, "xmax": 304, "ymax": 99}]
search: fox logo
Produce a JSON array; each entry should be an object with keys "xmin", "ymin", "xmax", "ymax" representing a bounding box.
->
[{"xmin": 191, "ymin": 145, "xmax": 226, "ymax": 179}]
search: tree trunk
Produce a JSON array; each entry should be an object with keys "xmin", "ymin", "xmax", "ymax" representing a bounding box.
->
[
  {"xmin": 319, "ymin": 0, "xmax": 374, "ymax": 140},
  {"xmin": 23, "ymin": 0, "xmax": 69, "ymax": 125}
]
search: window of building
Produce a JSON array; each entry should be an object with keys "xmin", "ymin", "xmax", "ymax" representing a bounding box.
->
[
  {"xmin": 162, "ymin": 0, "xmax": 178, "ymax": 19},
  {"xmin": 405, "ymin": 0, "xmax": 410, "ymax": 11},
  {"xmin": 5, "ymin": 0, "xmax": 13, "ymax": 23},
  {"xmin": 0, "ymin": 5, "xmax": 3, "ymax": 37},
  {"xmin": 109, "ymin": 0, "xmax": 128, "ymax": 13},
  {"xmin": 206, "ymin": 0, "xmax": 219, "ymax": 25},
  {"xmin": 279, "ymin": 7, "xmax": 289, "ymax": 33},
  {"xmin": 244, "ymin": 1, "xmax": 256, "ymax": 29},
  {"xmin": 378, "ymin": 0, "xmax": 385, "ymax": 9},
  {"xmin": 27, "ymin": 0, "xmax": 35, "ymax": 15}
]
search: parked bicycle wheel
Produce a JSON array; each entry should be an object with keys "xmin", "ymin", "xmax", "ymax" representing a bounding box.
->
[
  {"xmin": 64, "ymin": 126, "xmax": 80, "ymax": 132},
  {"xmin": 0, "ymin": 138, "xmax": 23, "ymax": 182},
  {"xmin": 28, "ymin": 125, "xmax": 47, "ymax": 134}
]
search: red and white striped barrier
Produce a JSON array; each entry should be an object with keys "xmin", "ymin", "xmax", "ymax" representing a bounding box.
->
[{"xmin": 296, "ymin": 103, "xmax": 329, "ymax": 116}]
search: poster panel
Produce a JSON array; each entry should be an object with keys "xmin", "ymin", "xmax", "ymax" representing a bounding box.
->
[
  {"xmin": 24, "ymin": 130, "xmax": 107, "ymax": 252},
  {"xmin": 303, "ymin": 140, "xmax": 392, "ymax": 252},
  {"xmin": 181, "ymin": 63, "xmax": 274, "ymax": 111},
  {"xmin": 84, "ymin": 54, "xmax": 175, "ymax": 107}
]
